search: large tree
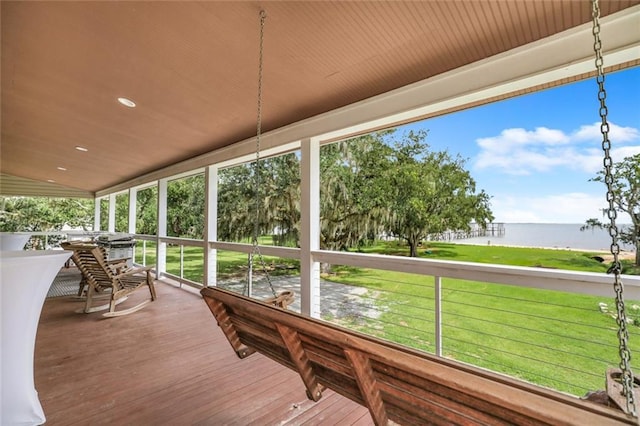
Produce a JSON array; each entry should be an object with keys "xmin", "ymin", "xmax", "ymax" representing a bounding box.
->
[
  {"xmin": 261, "ymin": 153, "xmax": 300, "ymax": 246},
  {"xmin": 135, "ymin": 186, "xmax": 158, "ymax": 235},
  {"xmin": 167, "ymin": 174, "xmax": 205, "ymax": 238},
  {"xmin": 216, "ymin": 129, "xmax": 495, "ymax": 259},
  {"xmin": 320, "ymin": 132, "xmax": 393, "ymax": 251},
  {"xmin": 218, "ymin": 162, "xmax": 262, "ymax": 242},
  {"xmin": 217, "ymin": 153, "xmax": 301, "ymax": 247},
  {"xmin": 581, "ymin": 153, "xmax": 640, "ymax": 266},
  {"xmin": 383, "ymin": 130, "xmax": 494, "ymax": 257}
]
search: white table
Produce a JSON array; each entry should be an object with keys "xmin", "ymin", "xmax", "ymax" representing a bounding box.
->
[
  {"xmin": 1, "ymin": 250, "xmax": 72, "ymax": 426},
  {"xmin": 0, "ymin": 232, "xmax": 32, "ymax": 251}
]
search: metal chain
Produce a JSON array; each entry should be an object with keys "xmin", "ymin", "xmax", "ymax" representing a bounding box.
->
[
  {"xmin": 592, "ymin": 0, "xmax": 637, "ymax": 417},
  {"xmin": 246, "ymin": 10, "xmax": 277, "ymax": 298}
]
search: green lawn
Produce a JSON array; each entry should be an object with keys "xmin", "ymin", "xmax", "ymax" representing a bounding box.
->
[
  {"xmin": 325, "ymin": 266, "xmax": 639, "ymax": 395},
  {"xmin": 325, "ymin": 241, "xmax": 639, "ymax": 396},
  {"xmin": 134, "ymin": 238, "xmax": 639, "ymax": 396},
  {"xmin": 134, "ymin": 239, "xmax": 298, "ymax": 283},
  {"xmin": 360, "ymin": 240, "xmax": 617, "ymax": 272}
]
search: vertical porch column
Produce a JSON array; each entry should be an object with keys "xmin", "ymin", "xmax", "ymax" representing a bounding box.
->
[
  {"xmin": 156, "ymin": 179, "xmax": 168, "ymax": 280},
  {"xmin": 128, "ymin": 187, "xmax": 137, "ymax": 235},
  {"xmin": 128, "ymin": 187, "xmax": 138, "ymax": 264},
  {"xmin": 107, "ymin": 193, "xmax": 116, "ymax": 233},
  {"xmin": 300, "ymin": 138, "xmax": 321, "ymax": 318},
  {"xmin": 93, "ymin": 198, "xmax": 101, "ymax": 231},
  {"xmin": 204, "ymin": 165, "xmax": 218, "ymax": 287}
]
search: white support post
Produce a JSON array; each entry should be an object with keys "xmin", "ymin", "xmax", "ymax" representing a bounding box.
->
[
  {"xmin": 300, "ymin": 138, "xmax": 321, "ymax": 318},
  {"xmin": 93, "ymin": 198, "xmax": 101, "ymax": 231},
  {"xmin": 156, "ymin": 179, "xmax": 168, "ymax": 280},
  {"xmin": 108, "ymin": 193, "xmax": 116, "ymax": 233},
  {"xmin": 204, "ymin": 166, "xmax": 218, "ymax": 287},
  {"xmin": 128, "ymin": 188, "xmax": 137, "ymax": 262},
  {"xmin": 435, "ymin": 276, "xmax": 442, "ymax": 357},
  {"xmin": 128, "ymin": 187, "xmax": 137, "ymax": 234}
]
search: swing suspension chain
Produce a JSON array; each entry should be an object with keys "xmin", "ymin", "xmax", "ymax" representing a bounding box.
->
[
  {"xmin": 248, "ymin": 10, "xmax": 277, "ymax": 298},
  {"xmin": 592, "ymin": 0, "xmax": 637, "ymax": 417}
]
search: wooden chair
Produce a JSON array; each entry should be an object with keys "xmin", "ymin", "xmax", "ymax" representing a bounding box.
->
[
  {"xmin": 63, "ymin": 243, "xmax": 157, "ymax": 317},
  {"xmin": 61, "ymin": 241, "xmax": 129, "ymax": 297},
  {"xmin": 201, "ymin": 287, "xmax": 636, "ymax": 425}
]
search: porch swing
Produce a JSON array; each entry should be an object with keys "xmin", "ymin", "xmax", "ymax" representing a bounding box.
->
[{"xmin": 201, "ymin": 3, "xmax": 638, "ymax": 424}]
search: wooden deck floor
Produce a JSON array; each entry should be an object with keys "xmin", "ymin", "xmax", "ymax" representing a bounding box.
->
[{"xmin": 35, "ymin": 280, "xmax": 372, "ymax": 425}]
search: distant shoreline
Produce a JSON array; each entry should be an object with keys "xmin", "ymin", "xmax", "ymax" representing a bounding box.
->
[
  {"xmin": 444, "ymin": 223, "xmax": 635, "ymax": 254},
  {"xmin": 450, "ymin": 240, "xmax": 636, "ymax": 260}
]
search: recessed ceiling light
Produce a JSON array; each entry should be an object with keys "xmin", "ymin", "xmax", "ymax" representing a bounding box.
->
[
  {"xmin": 75, "ymin": 146, "xmax": 88, "ymax": 152},
  {"xmin": 47, "ymin": 179, "xmax": 56, "ymax": 183},
  {"xmin": 117, "ymin": 97, "xmax": 136, "ymax": 108},
  {"xmin": 57, "ymin": 166, "xmax": 67, "ymax": 171}
]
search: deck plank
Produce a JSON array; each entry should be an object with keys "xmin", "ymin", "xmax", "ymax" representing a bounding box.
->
[{"xmin": 35, "ymin": 280, "xmax": 372, "ymax": 425}]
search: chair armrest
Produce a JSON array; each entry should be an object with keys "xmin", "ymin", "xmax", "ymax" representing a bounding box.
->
[
  {"xmin": 116, "ymin": 265, "xmax": 153, "ymax": 278},
  {"xmin": 108, "ymin": 260, "xmax": 129, "ymax": 274}
]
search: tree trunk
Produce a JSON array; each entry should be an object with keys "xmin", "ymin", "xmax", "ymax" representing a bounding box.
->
[
  {"xmin": 409, "ymin": 240, "xmax": 418, "ymax": 257},
  {"xmin": 635, "ymin": 245, "xmax": 639, "ymax": 267}
]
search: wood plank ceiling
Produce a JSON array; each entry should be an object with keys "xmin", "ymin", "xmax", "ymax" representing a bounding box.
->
[{"xmin": 1, "ymin": 1, "xmax": 638, "ymax": 197}]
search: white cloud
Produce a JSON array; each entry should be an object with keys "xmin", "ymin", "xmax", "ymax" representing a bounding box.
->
[
  {"xmin": 573, "ymin": 122, "xmax": 640, "ymax": 142},
  {"xmin": 490, "ymin": 193, "xmax": 607, "ymax": 223},
  {"xmin": 474, "ymin": 122, "xmax": 640, "ymax": 175},
  {"xmin": 476, "ymin": 127, "xmax": 570, "ymax": 151}
]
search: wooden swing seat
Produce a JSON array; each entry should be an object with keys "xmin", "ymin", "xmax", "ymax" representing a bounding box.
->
[{"xmin": 201, "ymin": 286, "xmax": 635, "ymax": 425}]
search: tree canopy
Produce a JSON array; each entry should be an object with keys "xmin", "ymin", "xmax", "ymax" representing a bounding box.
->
[
  {"xmin": 0, "ymin": 196, "xmax": 94, "ymax": 248},
  {"xmin": 1, "ymin": 129, "xmax": 495, "ymax": 257},
  {"xmin": 581, "ymin": 153, "xmax": 640, "ymax": 266},
  {"xmin": 217, "ymin": 129, "xmax": 494, "ymax": 257},
  {"xmin": 383, "ymin": 130, "xmax": 493, "ymax": 257},
  {"xmin": 320, "ymin": 132, "xmax": 393, "ymax": 251}
]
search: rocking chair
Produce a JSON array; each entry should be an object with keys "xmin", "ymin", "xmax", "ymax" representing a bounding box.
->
[
  {"xmin": 60, "ymin": 241, "xmax": 130, "ymax": 297},
  {"xmin": 62, "ymin": 243, "xmax": 157, "ymax": 317}
]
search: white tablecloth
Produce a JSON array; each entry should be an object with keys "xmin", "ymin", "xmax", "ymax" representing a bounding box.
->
[
  {"xmin": 0, "ymin": 233, "xmax": 32, "ymax": 251},
  {"xmin": 1, "ymin": 250, "xmax": 72, "ymax": 426}
]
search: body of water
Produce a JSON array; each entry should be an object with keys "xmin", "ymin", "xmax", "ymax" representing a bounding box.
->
[{"xmin": 452, "ymin": 223, "xmax": 634, "ymax": 252}]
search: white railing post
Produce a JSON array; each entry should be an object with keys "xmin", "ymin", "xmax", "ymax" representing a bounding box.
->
[
  {"xmin": 300, "ymin": 138, "xmax": 321, "ymax": 318},
  {"xmin": 435, "ymin": 276, "xmax": 442, "ymax": 357},
  {"xmin": 247, "ymin": 253, "xmax": 253, "ymax": 297},
  {"xmin": 180, "ymin": 244, "xmax": 184, "ymax": 287},
  {"xmin": 156, "ymin": 179, "xmax": 168, "ymax": 279},
  {"xmin": 204, "ymin": 165, "xmax": 218, "ymax": 287}
]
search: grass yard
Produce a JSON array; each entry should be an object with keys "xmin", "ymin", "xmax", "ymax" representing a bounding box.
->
[
  {"xmin": 324, "ymin": 241, "xmax": 640, "ymax": 396},
  {"xmin": 361, "ymin": 240, "xmax": 619, "ymax": 272},
  {"xmin": 325, "ymin": 266, "xmax": 639, "ymax": 395},
  {"xmin": 134, "ymin": 239, "xmax": 298, "ymax": 283}
]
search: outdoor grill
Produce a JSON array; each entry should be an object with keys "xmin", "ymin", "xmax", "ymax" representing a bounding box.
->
[{"xmin": 96, "ymin": 234, "xmax": 136, "ymax": 267}]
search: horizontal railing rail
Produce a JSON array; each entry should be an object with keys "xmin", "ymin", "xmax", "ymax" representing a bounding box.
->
[
  {"xmin": 211, "ymin": 241, "xmax": 301, "ymax": 259},
  {"xmin": 313, "ymin": 249, "xmax": 640, "ymax": 300}
]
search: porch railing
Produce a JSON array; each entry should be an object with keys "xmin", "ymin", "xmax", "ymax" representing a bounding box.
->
[{"xmin": 31, "ymin": 231, "xmax": 640, "ymax": 397}]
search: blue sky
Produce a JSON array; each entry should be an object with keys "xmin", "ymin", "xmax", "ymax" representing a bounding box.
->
[{"xmin": 399, "ymin": 66, "xmax": 640, "ymax": 224}]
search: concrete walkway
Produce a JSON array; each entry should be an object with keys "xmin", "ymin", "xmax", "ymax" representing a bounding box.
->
[{"xmin": 218, "ymin": 275, "xmax": 381, "ymax": 321}]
